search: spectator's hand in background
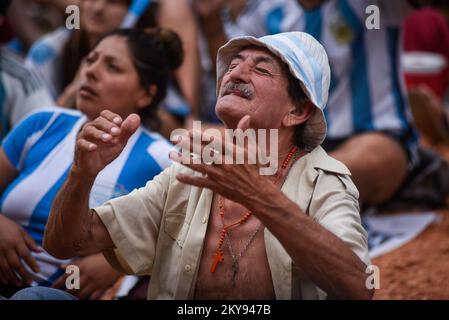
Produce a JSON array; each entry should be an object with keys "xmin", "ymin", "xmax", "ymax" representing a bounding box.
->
[
  {"xmin": 0, "ymin": 215, "xmax": 41, "ymax": 286},
  {"xmin": 52, "ymin": 253, "xmax": 121, "ymax": 300}
]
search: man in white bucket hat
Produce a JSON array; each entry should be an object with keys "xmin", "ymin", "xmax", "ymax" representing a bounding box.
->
[
  {"xmin": 196, "ymin": 0, "xmax": 449, "ymax": 209},
  {"xmin": 28, "ymin": 32, "xmax": 372, "ymax": 300}
]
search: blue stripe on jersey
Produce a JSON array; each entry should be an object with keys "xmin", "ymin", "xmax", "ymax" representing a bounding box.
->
[
  {"xmin": 0, "ymin": 77, "xmax": 6, "ymax": 139},
  {"xmin": 0, "ymin": 111, "xmax": 78, "ymax": 212},
  {"xmin": 39, "ymin": 268, "xmax": 65, "ymax": 287},
  {"xmin": 23, "ymin": 225, "xmax": 43, "ymax": 246},
  {"xmin": 129, "ymin": 0, "xmax": 151, "ymax": 16},
  {"xmin": 304, "ymin": 8, "xmax": 322, "ymax": 41},
  {"xmin": 22, "ymin": 112, "xmax": 79, "ymax": 173},
  {"xmin": 304, "ymin": 8, "xmax": 329, "ymax": 125},
  {"xmin": 386, "ymin": 27, "xmax": 408, "ymax": 131},
  {"xmin": 265, "ymin": 6, "xmax": 284, "ymax": 35},
  {"xmin": 25, "ymin": 166, "xmax": 71, "ymax": 245},
  {"xmin": 2, "ymin": 111, "xmax": 55, "ymax": 168},
  {"xmin": 116, "ymin": 132, "xmax": 162, "ymax": 191},
  {"xmin": 339, "ymin": 0, "xmax": 373, "ymax": 132},
  {"xmin": 28, "ymin": 42, "xmax": 56, "ymax": 66}
]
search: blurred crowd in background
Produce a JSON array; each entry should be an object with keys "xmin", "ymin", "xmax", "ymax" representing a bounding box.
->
[{"xmin": 1, "ymin": 0, "xmax": 449, "ymax": 300}]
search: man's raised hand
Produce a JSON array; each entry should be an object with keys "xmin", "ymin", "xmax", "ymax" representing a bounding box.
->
[{"xmin": 74, "ymin": 110, "xmax": 140, "ymax": 177}]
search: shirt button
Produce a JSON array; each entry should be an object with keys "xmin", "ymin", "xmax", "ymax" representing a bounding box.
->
[
  {"xmin": 184, "ymin": 264, "xmax": 192, "ymax": 272},
  {"xmin": 202, "ymin": 216, "xmax": 207, "ymax": 224}
]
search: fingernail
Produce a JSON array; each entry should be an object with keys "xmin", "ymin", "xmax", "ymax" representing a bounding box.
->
[
  {"xmin": 169, "ymin": 151, "xmax": 181, "ymax": 160},
  {"xmin": 171, "ymin": 135, "xmax": 181, "ymax": 143},
  {"xmin": 110, "ymin": 127, "xmax": 120, "ymax": 135},
  {"xmin": 113, "ymin": 117, "xmax": 121, "ymax": 124},
  {"xmin": 101, "ymin": 133, "xmax": 111, "ymax": 141}
]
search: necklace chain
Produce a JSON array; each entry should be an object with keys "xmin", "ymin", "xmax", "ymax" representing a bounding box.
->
[
  {"xmin": 209, "ymin": 146, "xmax": 302, "ymax": 282},
  {"xmin": 223, "ymin": 222, "xmax": 262, "ymax": 287}
]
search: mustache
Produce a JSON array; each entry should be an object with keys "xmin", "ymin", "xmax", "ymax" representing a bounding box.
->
[{"xmin": 220, "ymin": 82, "xmax": 254, "ymax": 99}]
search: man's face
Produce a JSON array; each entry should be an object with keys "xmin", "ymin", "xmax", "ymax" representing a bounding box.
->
[{"xmin": 216, "ymin": 47, "xmax": 293, "ymax": 129}]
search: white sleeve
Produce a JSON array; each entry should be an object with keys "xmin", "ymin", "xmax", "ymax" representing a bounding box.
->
[
  {"xmin": 3, "ymin": 72, "xmax": 54, "ymax": 129},
  {"xmin": 309, "ymin": 171, "xmax": 371, "ymax": 268}
]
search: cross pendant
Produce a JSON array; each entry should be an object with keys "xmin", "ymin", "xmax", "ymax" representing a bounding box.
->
[{"xmin": 210, "ymin": 250, "xmax": 224, "ymax": 273}]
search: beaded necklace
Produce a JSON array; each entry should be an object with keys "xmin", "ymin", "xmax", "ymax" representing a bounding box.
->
[{"xmin": 210, "ymin": 145, "xmax": 301, "ymax": 277}]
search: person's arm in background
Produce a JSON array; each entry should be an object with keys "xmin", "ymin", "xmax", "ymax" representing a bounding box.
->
[
  {"xmin": 158, "ymin": 0, "xmax": 200, "ymax": 118},
  {"xmin": 0, "ymin": 149, "xmax": 18, "ymax": 196},
  {"xmin": 193, "ymin": 0, "xmax": 227, "ymax": 74}
]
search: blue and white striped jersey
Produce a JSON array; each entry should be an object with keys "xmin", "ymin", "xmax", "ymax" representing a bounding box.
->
[
  {"xmin": 224, "ymin": 0, "xmax": 419, "ymax": 159},
  {"xmin": 0, "ymin": 107, "xmax": 173, "ymax": 285}
]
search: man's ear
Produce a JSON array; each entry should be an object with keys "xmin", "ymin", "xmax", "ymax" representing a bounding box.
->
[
  {"xmin": 282, "ymin": 101, "xmax": 315, "ymax": 128},
  {"xmin": 136, "ymin": 85, "xmax": 157, "ymax": 110}
]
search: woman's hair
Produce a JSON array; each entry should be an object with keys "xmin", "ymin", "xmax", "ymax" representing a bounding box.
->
[
  {"xmin": 98, "ymin": 28, "xmax": 184, "ymax": 129},
  {"xmin": 61, "ymin": 0, "xmax": 158, "ymax": 91}
]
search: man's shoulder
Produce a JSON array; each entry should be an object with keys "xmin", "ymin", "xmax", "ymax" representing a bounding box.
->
[
  {"xmin": 296, "ymin": 146, "xmax": 358, "ymax": 199},
  {"xmin": 303, "ymin": 146, "xmax": 351, "ymax": 176}
]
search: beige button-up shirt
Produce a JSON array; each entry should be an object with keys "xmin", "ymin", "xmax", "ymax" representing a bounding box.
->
[{"xmin": 95, "ymin": 146, "xmax": 370, "ymax": 299}]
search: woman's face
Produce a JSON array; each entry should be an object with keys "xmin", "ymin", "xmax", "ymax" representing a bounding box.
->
[
  {"xmin": 76, "ymin": 35, "xmax": 152, "ymax": 121},
  {"xmin": 80, "ymin": 0, "xmax": 128, "ymax": 39}
]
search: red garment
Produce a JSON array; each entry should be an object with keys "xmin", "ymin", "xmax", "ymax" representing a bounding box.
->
[{"xmin": 404, "ymin": 8, "xmax": 449, "ymax": 96}]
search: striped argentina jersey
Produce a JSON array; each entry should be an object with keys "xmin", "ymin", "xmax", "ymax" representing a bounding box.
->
[
  {"xmin": 225, "ymin": 0, "xmax": 419, "ymax": 160},
  {"xmin": 0, "ymin": 107, "xmax": 173, "ymax": 285}
]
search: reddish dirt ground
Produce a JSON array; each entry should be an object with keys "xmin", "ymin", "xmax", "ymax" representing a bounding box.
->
[
  {"xmin": 373, "ymin": 140, "xmax": 449, "ymax": 299},
  {"xmin": 373, "ymin": 210, "xmax": 449, "ymax": 299}
]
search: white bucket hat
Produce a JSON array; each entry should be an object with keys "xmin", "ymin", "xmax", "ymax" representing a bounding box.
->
[{"xmin": 216, "ymin": 32, "xmax": 330, "ymax": 151}]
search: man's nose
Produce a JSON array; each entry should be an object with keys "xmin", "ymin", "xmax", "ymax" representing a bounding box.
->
[{"xmin": 228, "ymin": 61, "xmax": 252, "ymax": 83}]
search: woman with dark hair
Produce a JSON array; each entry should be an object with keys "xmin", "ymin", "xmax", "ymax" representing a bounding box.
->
[
  {"xmin": 0, "ymin": 27, "xmax": 182, "ymax": 299},
  {"xmin": 26, "ymin": 0, "xmax": 199, "ymax": 136}
]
